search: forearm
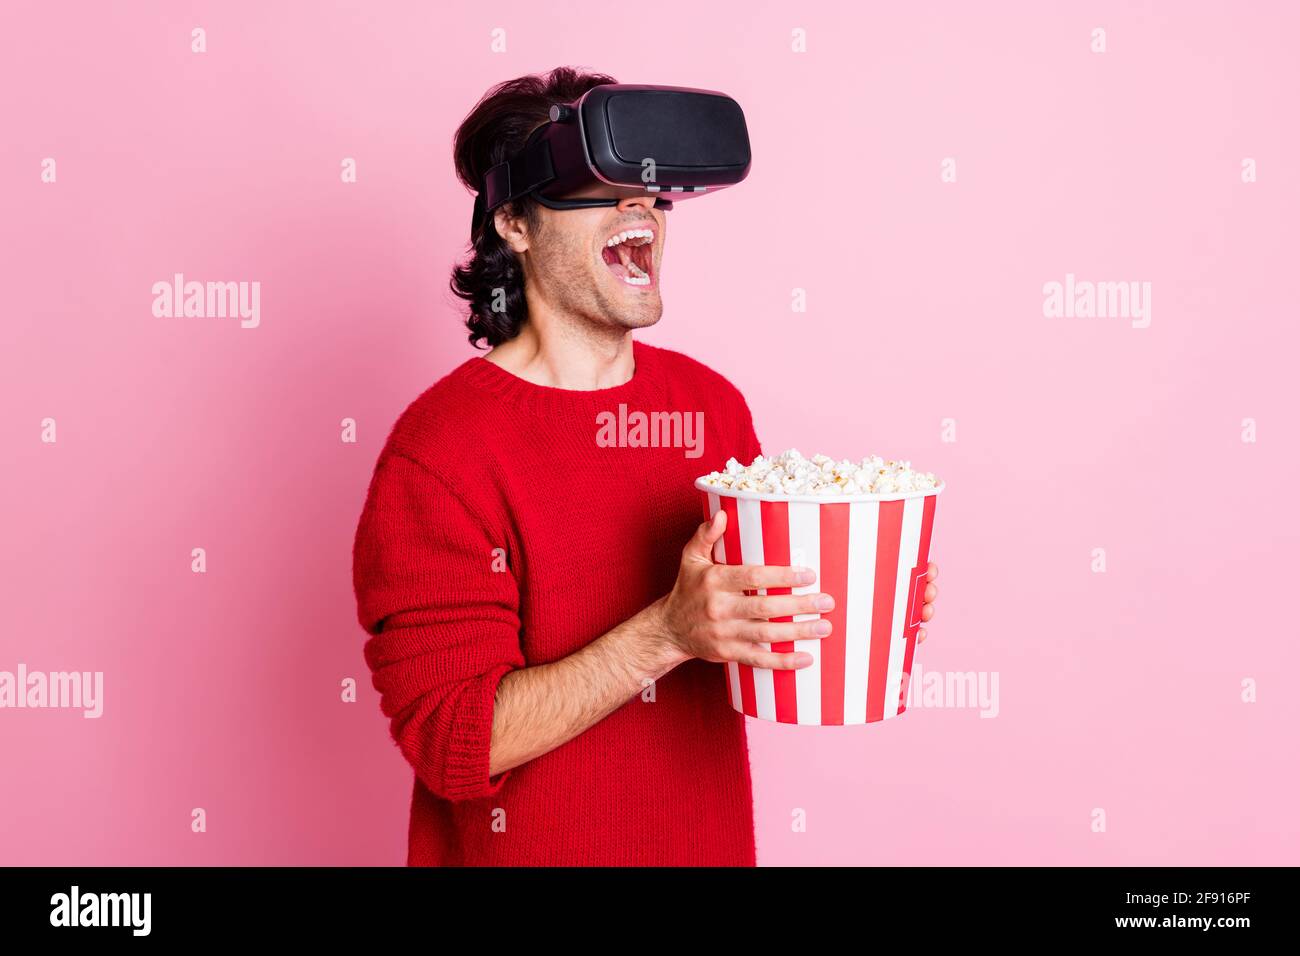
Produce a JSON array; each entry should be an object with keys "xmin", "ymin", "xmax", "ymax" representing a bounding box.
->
[{"xmin": 487, "ymin": 598, "xmax": 688, "ymax": 777}]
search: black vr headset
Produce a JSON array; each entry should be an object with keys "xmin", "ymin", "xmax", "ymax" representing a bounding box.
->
[{"xmin": 470, "ymin": 84, "xmax": 752, "ymax": 239}]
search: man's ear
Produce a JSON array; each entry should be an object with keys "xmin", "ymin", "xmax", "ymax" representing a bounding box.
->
[{"xmin": 493, "ymin": 203, "xmax": 530, "ymax": 254}]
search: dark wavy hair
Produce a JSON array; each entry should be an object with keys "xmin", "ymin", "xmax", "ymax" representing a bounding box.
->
[{"xmin": 450, "ymin": 67, "xmax": 617, "ymax": 348}]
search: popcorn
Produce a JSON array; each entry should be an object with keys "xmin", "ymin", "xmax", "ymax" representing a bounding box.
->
[{"xmin": 699, "ymin": 448, "xmax": 940, "ymax": 497}]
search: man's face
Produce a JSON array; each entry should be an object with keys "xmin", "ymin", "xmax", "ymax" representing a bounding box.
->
[{"xmin": 499, "ymin": 193, "xmax": 667, "ymax": 334}]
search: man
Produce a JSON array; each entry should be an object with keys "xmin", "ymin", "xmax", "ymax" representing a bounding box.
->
[{"xmin": 352, "ymin": 67, "xmax": 939, "ymax": 866}]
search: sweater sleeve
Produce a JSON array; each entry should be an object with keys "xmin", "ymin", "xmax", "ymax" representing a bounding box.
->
[{"xmin": 352, "ymin": 452, "xmax": 525, "ymax": 802}]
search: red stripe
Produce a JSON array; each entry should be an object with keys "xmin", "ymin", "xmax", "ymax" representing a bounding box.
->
[
  {"xmin": 720, "ymin": 496, "xmax": 756, "ymax": 717},
  {"xmin": 867, "ymin": 500, "xmax": 904, "ymax": 722},
  {"xmin": 702, "ymin": 493, "xmax": 734, "ymax": 710},
  {"xmin": 898, "ymin": 495, "xmax": 937, "ymax": 715},
  {"xmin": 818, "ymin": 503, "xmax": 850, "ymax": 725},
  {"xmin": 720, "ymin": 496, "xmax": 742, "ymax": 564},
  {"xmin": 760, "ymin": 500, "xmax": 797, "ymax": 724}
]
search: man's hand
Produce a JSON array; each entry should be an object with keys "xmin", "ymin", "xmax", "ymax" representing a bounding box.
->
[
  {"xmin": 917, "ymin": 562, "xmax": 939, "ymax": 644},
  {"xmin": 653, "ymin": 509, "xmax": 835, "ymax": 670},
  {"xmin": 487, "ymin": 528, "xmax": 939, "ymax": 779}
]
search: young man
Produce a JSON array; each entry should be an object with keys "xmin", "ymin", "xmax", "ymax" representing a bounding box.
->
[{"xmin": 352, "ymin": 67, "xmax": 939, "ymax": 866}]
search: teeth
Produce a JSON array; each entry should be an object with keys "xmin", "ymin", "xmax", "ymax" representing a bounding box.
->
[
  {"xmin": 606, "ymin": 228, "xmax": 654, "ymax": 248},
  {"xmin": 622, "ymin": 255, "xmax": 651, "ymax": 286},
  {"xmin": 618, "ymin": 253, "xmax": 650, "ymax": 286},
  {"xmin": 606, "ymin": 228, "xmax": 653, "ymax": 286}
]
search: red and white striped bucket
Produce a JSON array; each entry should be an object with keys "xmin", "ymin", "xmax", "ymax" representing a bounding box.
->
[{"xmin": 696, "ymin": 480, "xmax": 943, "ymax": 725}]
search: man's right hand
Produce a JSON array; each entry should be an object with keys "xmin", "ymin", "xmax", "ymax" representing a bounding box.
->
[
  {"xmin": 653, "ymin": 509, "xmax": 834, "ymax": 670},
  {"xmin": 485, "ymin": 507, "xmax": 834, "ymax": 779}
]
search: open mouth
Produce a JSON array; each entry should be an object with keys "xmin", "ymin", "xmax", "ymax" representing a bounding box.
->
[{"xmin": 602, "ymin": 227, "xmax": 655, "ymax": 287}]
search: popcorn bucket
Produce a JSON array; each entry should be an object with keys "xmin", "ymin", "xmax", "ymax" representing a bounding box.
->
[{"xmin": 696, "ymin": 480, "xmax": 943, "ymax": 725}]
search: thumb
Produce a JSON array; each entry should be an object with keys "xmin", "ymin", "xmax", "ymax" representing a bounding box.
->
[{"xmin": 685, "ymin": 509, "xmax": 726, "ymax": 562}]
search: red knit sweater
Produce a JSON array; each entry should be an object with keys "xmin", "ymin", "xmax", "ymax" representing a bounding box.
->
[{"xmin": 352, "ymin": 340, "xmax": 764, "ymax": 866}]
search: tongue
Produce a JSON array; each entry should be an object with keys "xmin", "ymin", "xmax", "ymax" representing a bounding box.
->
[{"xmin": 602, "ymin": 245, "xmax": 631, "ymax": 279}]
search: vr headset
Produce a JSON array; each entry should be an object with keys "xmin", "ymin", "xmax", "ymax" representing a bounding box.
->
[{"xmin": 471, "ymin": 84, "xmax": 751, "ymax": 239}]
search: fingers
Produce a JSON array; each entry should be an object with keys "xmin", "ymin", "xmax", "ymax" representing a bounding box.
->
[
  {"xmin": 685, "ymin": 510, "xmax": 726, "ymax": 562},
  {"xmin": 714, "ymin": 563, "xmax": 817, "ymax": 591},
  {"xmin": 917, "ymin": 627, "xmax": 927, "ymax": 644},
  {"xmin": 926, "ymin": 561, "xmax": 938, "ymax": 582},
  {"xmin": 702, "ymin": 509, "xmax": 726, "ymax": 547},
  {"xmin": 924, "ymin": 583, "xmax": 937, "ymax": 604},
  {"xmin": 735, "ymin": 591, "xmax": 833, "ymax": 621},
  {"xmin": 732, "ymin": 618, "xmax": 833, "ymax": 643},
  {"xmin": 920, "ymin": 603, "xmax": 934, "ymax": 623},
  {"xmin": 733, "ymin": 647, "xmax": 815, "ymax": 671}
]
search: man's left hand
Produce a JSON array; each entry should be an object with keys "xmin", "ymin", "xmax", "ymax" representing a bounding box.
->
[{"xmin": 917, "ymin": 562, "xmax": 939, "ymax": 645}]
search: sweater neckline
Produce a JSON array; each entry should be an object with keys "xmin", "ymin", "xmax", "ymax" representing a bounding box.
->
[{"xmin": 458, "ymin": 338, "xmax": 668, "ymax": 416}]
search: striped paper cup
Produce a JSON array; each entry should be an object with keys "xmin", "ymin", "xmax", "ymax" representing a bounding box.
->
[{"xmin": 696, "ymin": 479, "xmax": 943, "ymax": 725}]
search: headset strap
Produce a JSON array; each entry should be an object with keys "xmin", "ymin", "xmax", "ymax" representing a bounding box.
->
[{"xmin": 471, "ymin": 136, "xmax": 557, "ymax": 238}]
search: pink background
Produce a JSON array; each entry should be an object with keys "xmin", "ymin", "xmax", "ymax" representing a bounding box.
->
[{"xmin": 3, "ymin": 1, "xmax": 1297, "ymax": 865}]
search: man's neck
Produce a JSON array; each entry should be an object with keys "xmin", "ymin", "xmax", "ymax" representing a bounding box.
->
[{"xmin": 483, "ymin": 321, "xmax": 635, "ymax": 390}]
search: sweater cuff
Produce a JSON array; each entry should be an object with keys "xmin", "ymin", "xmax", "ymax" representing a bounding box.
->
[{"xmin": 442, "ymin": 662, "xmax": 515, "ymax": 801}]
